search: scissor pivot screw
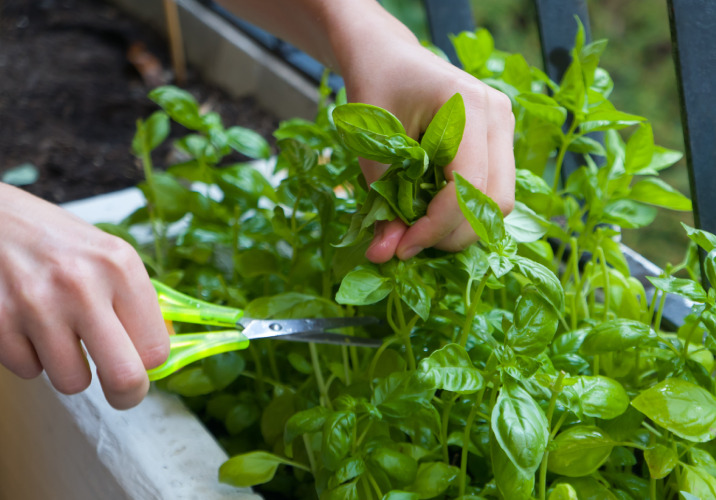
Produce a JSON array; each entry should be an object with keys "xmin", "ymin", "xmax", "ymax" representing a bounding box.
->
[{"xmin": 269, "ymin": 323, "xmax": 282, "ymax": 331}]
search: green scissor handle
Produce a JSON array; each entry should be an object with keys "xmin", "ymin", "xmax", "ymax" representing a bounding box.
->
[
  {"xmin": 148, "ymin": 280, "xmax": 249, "ymax": 381},
  {"xmin": 152, "ymin": 279, "xmax": 244, "ymax": 327},
  {"xmin": 147, "ymin": 330, "xmax": 250, "ymax": 381}
]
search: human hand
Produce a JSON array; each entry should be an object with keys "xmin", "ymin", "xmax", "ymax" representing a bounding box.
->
[
  {"xmin": 331, "ymin": 5, "xmax": 516, "ymax": 263},
  {"xmin": 0, "ymin": 184, "xmax": 169, "ymax": 409}
]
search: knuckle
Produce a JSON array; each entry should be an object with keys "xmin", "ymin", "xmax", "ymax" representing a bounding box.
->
[
  {"xmin": 51, "ymin": 369, "xmax": 91, "ymax": 395},
  {"xmin": 102, "ymin": 361, "xmax": 148, "ymax": 398},
  {"xmin": 141, "ymin": 340, "xmax": 171, "ymax": 370},
  {"xmin": 102, "ymin": 236, "xmax": 142, "ymax": 276}
]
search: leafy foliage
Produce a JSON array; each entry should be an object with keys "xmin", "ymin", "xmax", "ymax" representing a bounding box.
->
[{"xmin": 105, "ymin": 23, "xmax": 716, "ymax": 500}]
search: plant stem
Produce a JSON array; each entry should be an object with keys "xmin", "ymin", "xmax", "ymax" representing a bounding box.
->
[
  {"xmin": 539, "ymin": 371, "xmax": 566, "ymax": 500},
  {"xmin": 302, "ymin": 434, "xmax": 317, "ymax": 474},
  {"xmin": 139, "ymin": 142, "xmax": 165, "ymax": 274},
  {"xmin": 460, "ymin": 270, "xmax": 491, "ymax": 347},
  {"xmin": 552, "ymin": 119, "xmax": 579, "ymax": 192},
  {"xmin": 458, "ymin": 396, "xmax": 481, "ymax": 498},
  {"xmin": 393, "ymin": 292, "xmax": 416, "ymax": 371},
  {"xmin": 597, "ymin": 247, "xmax": 610, "ymax": 322},
  {"xmin": 309, "ymin": 342, "xmax": 333, "ymax": 410},
  {"xmin": 441, "ymin": 394, "xmax": 459, "ymax": 463}
]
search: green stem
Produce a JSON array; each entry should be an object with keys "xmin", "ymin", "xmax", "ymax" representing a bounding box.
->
[
  {"xmin": 539, "ymin": 371, "xmax": 566, "ymax": 500},
  {"xmin": 393, "ymin": 293, "xmax": 416, "ymax": 371},
  {"xmin": 597, "ymin": 246, "xmax": 610, "ymax": 322},
  {"xmin": 460, "ymin": 270, "xmax": 491, "ymax": 347},
  {"xmin": 441, "ymin": 394, "xmax": 459, "ymax": 463},
  {"xmin": 552, "ymin": 119, "xmax": 579, "ymax": 192},
  {"xmin": 309, "ymin": 343, "xmax": 333, "ymax": 410},
  {"xmin": 303, "ymin": 434, "xmax": 317, "ymax": 474},
  {"xmin": 368, "ymin": 337, "xmax": 400, "ymax": 389},
  {"xmin": 458, "ymin": 397, "xmax": 481, "ymax": 498},
  {"xmin": 140, "ymin": 145, "xmax": 165, "ymax": 274},
  {"xmin": 341, "ymin": 345, "xmax": 352, "ymax": 386},
  {"xmin": 248, "ymin": 345, "xmax": 265, "ymax": 394}
]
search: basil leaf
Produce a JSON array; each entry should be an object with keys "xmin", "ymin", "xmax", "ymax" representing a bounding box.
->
[
  {"xmin": 629, "ymin": 177, "xmax": 692, "ymax": 211},
  {"xmin": 510, "ymin": 287, "xmax": 559, "ymax": 356},
  {"xmin": 369, "ymin": 448, "xmax": 418, "ymax": 487},
  {"xmin": 455, "ymin": 172, "xmax": 505, "ymax": 245},
  {"xmin": 284, "ymin": 406, "xmax": 330, "ymax": 446},
  {"xmin": 647, "ymin": 276, "xmax": 708, "ymax": 303},
  {"xmin": 382, "ymin": 492, "xmax": 419, "ymax": 500},
  {"xmin": 682, "ymin": 223, "xmax": 716, "ymax": 253},
  {"xmin": 548, "ymin": 483, "xmax": 579, "ymax": 500},
  {"xmin": 219, "ymin": 451, "xmax": 290, "ymax": 487},
  {"xmin": 504, "ymin": 201, "xmax": 550, "ymax": 243},
  {"xmin": 421, "ymin": 93, "xmax": 466, "ymax": 166},
  {"xmin": 132, "ymin": 110, "xmax": 169, "ymax": 156},
  {"xmin": 516, "ymin": 92, "xmax": 567, "ymax": 126},
  {"xmin": 491, "ymin": 381, "xmax": 549, "ymax": 474},
  {"xmin": 563, "ymin": 375, "xmax": 629, "ymax": 420},
  {"xmin": 226, "ymin": 125, "xmax": 271, "ymax": 159},
  {"xmin": 148, "ymin": 85, "xmax": 203, "ymax": 130},
  {"xmin": 336, "ymin": 265, "xmax": 393, "ymax": 306},
  {"xmin": 624, "ymin": 123, "xmax": 654, "ymax": 173},
  {"xmin": 405, "ymin": 462, "xmax": 459, "ymax": 499},
  {"xmin": 644, "ymin": 444, "xmax": 678, "ymax": 479},
  {"xmin": 680, "ymin": 464, "xmax": 716, "ymax": 499},
  {"xmin": 512, "ymin": 255, "xmax": 565, "ymax": 314},
  {"xmin": 580, "ymin": 319, "xmax": 657, "ymax": 354},
  {"xmin": 491, "ymin": 431, "xmax": 535, "ymax": 500},
  {"xmin": 632, "ymin": 378, "xmax": 716, "ymax": 443},
  {"xmin": 548, "ymin": 425, "xmax": 614, "ymax": 477},
  {"xmin": 322, "ymin": 411, "xmax": 356, "ymax": 471},
  {"xmin": 418, "ymin": 343, "xmax": 485, "ymax": 394}
]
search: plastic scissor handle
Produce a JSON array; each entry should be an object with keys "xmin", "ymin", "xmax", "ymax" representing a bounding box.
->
[
  {"xmin": 147, "ymin": 330, "xmax": 250, "ymax": 381},
  {"xmin": 152, "ymin": 279, "xmax": 244, "ymax": 327}
]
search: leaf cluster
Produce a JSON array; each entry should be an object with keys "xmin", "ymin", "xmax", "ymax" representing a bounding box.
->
[{"xmin": 103, "ymin": 23, "xmax": 716, "ymax": 500}]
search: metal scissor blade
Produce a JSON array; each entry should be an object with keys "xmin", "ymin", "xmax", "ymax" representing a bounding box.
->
[
  {"xmin": 270, "ymin": 331, "xmax": 382, "ymax": 347},
  {"xmin": 238, "ymin": 317, "xmax": 381, "ymax": 347}
]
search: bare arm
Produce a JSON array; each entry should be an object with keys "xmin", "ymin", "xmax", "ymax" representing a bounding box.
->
[{"xmin": 217, "ymin": 0, "xmax": 516, "ymax": 262}]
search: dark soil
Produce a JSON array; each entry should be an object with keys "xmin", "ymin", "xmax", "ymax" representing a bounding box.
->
[{"xmin": 0, "ymin": 0, "xmax": 280, "ymax": 203}]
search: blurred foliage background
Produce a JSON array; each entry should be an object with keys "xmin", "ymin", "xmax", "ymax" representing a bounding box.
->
[{"xmin": 381, "ymin": 0, "xmax": 692, "ymax": 269}]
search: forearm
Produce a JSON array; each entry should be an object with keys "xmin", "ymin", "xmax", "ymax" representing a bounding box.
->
[{"xmin": 213, "ymin": 0, "xmax": 418, "ymax": 75}]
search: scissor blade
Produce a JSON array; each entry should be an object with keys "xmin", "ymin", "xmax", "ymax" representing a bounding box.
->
[
  {"xmin": 239, "ymin": 317, "xmax": 380, "ymax": 347},
  {"xmin": 272, "ymin": 331, "xmax": 382, "ymax": 347}
]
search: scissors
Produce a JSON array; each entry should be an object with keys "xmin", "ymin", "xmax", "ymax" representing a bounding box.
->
[{"xmin": 147, "ymin": 280, "xmax": 381, "ymax": 381}]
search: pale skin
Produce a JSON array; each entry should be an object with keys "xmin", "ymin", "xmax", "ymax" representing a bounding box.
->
[{"xmin": 0, "ymin": 0, "xmax": 515, "ymax": 409}]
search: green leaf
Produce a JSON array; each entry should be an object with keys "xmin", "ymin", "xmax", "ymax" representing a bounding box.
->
[
  {"xmin": 647, "ymin": 276, "xmax": 708, "ymax": 303},
  {"xmin": 632, "ymin": 378, "xmax": 716, "ymax": 443},
  {"xmin": 492, "ymin": 381, "xmax": 549, "ymax": 474},
  {"xmin": 451, "ymin": 29, "xmax": 494, "ymax": 75},
  {"xmin": 420, "ymin": 93, "xmax": 466, "ymax": 166},
  {"xmin": 555, "ymin": 56, "xmax": 585, "ymax": 114},
  {"xmin": 284, "ymin": 406, "xmax": 330, "ymax": 445},
  {"xmin": 504, "ymin": 202, "xmax": 550, "ymax": 243},
  {"xmin": 680, "ymin": 464, "xmax": 716, "ymax": 499},
  {"xmin": 226, "ymin": 126, "xmax": 271, "ymax": 159},
  {"xmin": 321, "ymin": 480, "xmax": 360, "ymax": 500},
  {"xmin": 682, "ymin": 223, "xmax": 716, "ymax": 253},
  {"xmin": 516, "ymin": 93, "xmax": 568, "ymax": 126},
  {"xmin": 455, "ymin": 172, "xmax": 505, "ymax": 245},
  {"xmin": 219, "ymin": 451, "xmax": 290, "ymax": 487},
  {"xmin": 330, "ymin": 457, "xmax": 366, "ymax": 488},
  {"xmin": 369, "ymin": 448, "xmax": 418, "ymax": 487},
  {"xmin": 563, "ymin": 375, "xmax": 629, "ymax": 420},
  {"xmin": 548, "ymin": 483, "xmax": 579, "ymax": 500},
  {"xmin": 322, "ymin": 411, "xmax": 356, "ymax": 471},
  {"xmin": 554, "ymin": 477, "xmax": 619, "ymax": 500},
  {"xmin": 148, "ymin": 86, "xmax": 203, "ymax": 130},
  {"xmin": 567, "ymin": 135, "xmax": 606, "ymax": 156},
  {"xmin": 382, "ymin": 492, "xmax": 419, "ymax": 500},
  {"xmin": 580, "ymin": 319, "xmax": 657, "ymax": 354},
  {"xmin": 510, "ymin": 287, "xmax": 559, "ymax": 356},
  {"xmin": 629, "ymin": 177, "xmax": 692, "ymax": 211},
  {"xmin": 491, "ymin": 432, "xmax": 535, "ymax": 500},
  {"xmin": 372, "ymin": 372, "xmax": 434, "ymax": 421},
  {"xmin": 644, "ymin": 444, "xmax": 678, "ymax": 479},
  {"xmin": 336, "ymin": 265, "xmax": 393, "ymax": 305},
  {"xmin": 512, "ymin": 255, "xmax": 565, "ymax": 314},
  {"xmin": 624, "ymin": 123, "xmax": 654, "ymax": 173},
  {"xmin": 132, "ymin": 111, "xmax": 170, "ymax": 156},
  {"xmin": 548, "ymin": 425, "xmax": 614, "ymax": 477},
  {"xmin": 601, "ymin": 199, "xmax": 657, "ymax": 229},
  {"xmin": 418, "ymin": 343, "xmax": 484, "ymax": 394},
  {"xmin": 405, "ymin": 462, "xmax": 459, "ymax": 499},
  {"xmin": 165, "ymin": 366, "xmax": 215, "ymax": 396}
]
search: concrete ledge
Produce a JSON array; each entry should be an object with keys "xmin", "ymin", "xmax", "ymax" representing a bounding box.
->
[{"xmin": 108, "ymin": 0, "xmax": 319, "ymax": 120}]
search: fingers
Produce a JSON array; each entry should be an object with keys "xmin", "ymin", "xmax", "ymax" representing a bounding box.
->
[
  {"xmin": 393, "ymin": 84, "xmax": 515, "ymax": 259},
  {"xmin": 0, "ymin": 331, "xmax": 42, "ymax": 379},
  {"xmin": 366, "ymin": 219, "xmax": 408, "ymax": 264}
]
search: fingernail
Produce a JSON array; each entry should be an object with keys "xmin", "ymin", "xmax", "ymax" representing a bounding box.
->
[{"xmin": 398, "ymin": 246, "xmax": 422, "ymax": 260}]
